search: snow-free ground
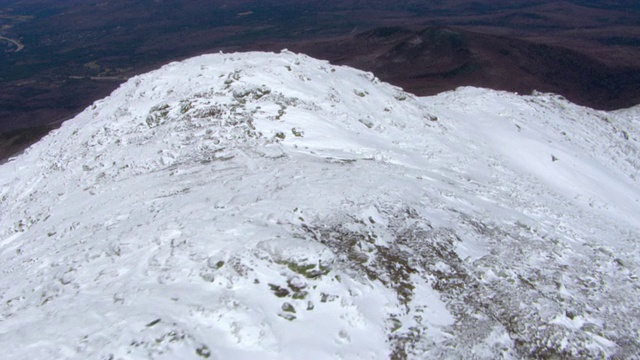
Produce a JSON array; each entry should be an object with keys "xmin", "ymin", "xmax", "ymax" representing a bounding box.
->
[{"xmin": 1, "ymin": 51, "xmax": 639, "ymax": 359}]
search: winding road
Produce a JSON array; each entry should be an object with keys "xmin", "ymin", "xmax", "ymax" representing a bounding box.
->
[{"xmin": 0, "ymin": 35, "xmax": 24, "ymax": 52}]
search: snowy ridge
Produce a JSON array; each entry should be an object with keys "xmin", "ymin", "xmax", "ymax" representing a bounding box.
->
[{"xmin": 0, "ymin": 51, "xmax": 639, "ymax": 359}]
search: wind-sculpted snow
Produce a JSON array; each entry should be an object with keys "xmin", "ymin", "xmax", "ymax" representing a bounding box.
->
[{"xmin": 0, "ymin": 51, "xmax": 639, "ymax": 359}]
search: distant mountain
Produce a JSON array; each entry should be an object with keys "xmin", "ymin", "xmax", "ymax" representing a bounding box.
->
[
  {"xmin": 2, "ymin": 0, "xmax": 639, "ymax": 159},
  {"xmin": 1, "ymin": 51, "xmax": 639, "ymax": 359},
  {"xmin": 286, "ymin": 26, "xmax": 640, "ymax": 111}
]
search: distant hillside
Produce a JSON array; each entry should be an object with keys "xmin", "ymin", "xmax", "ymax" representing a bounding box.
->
[
  {"xmin": 282, "ymin": 26, "xmax": 640, "ymax": 110},
  {"xmin": 1, "ymin": 0, "xmax": 639, "ymax": 152}
]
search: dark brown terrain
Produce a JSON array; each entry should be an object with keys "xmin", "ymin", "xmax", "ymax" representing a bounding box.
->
[
  {"xmin": 282, "ymin": 26, "xmax": 640, "ymax": 110},
  {"xmin": 1, "ymin": 0, "xmax": 639, "ymax": 159}
]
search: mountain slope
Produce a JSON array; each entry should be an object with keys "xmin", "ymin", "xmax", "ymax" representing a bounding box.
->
[{"xmin": 0, "ymin": 51, "xmax": 639, "ymax": 359}]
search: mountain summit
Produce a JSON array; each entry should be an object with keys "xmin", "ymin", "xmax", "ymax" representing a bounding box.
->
[{"xmin": 1, "ymin": 51, "xmax": 639, "ymax": 359}]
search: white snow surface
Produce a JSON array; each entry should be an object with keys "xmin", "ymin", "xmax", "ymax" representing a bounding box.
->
[{"xmin": 1, "ymin": 50, "xmax": 639, "ymax": 359}]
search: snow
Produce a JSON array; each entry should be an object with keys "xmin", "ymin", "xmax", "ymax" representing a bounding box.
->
[{"xmin": 1, "ymin": 50, "xmax": 639, "ymax": 359}]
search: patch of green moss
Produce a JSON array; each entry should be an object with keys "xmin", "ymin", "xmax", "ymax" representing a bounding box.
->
[
  {"xmin": 195, "ymin": 345, "xmax": 211, "ymax": 358},
  {"xmin": 274, "ymin": 132, "xmax": 286, "ymax": 141},
  {"xmin": 279, "ymin": 261, "xmax": 330, "ymax": 279},
  {"xmin": 180, "ymin": 101, "xmax": 192, "ymax": 114},
  {"xmin": 268, "ymin": 283, "xmax": 290, "ymax": 298},
  {"xmin": 281, "ymin": 302, "xmax": 296, "ymax": 313},
  {"xmin": 354, "ymin": 89, "xmax": 367, "ymax": 97},
  {"xmin": 389, "ymin": 318, "xmax": 403, "ymax": 333},
  {"xmin": 292, "ymin": 291, "xmax": 308, "ymax": 300},
  {"xmin": 146, "ymin": 104, "xmax": 171, "ymax": 127}
]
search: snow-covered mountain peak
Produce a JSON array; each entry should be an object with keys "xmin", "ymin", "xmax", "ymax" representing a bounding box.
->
[{"xmin": 1, "ymin": 51, "xmax": 639, "ymax": 359}]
